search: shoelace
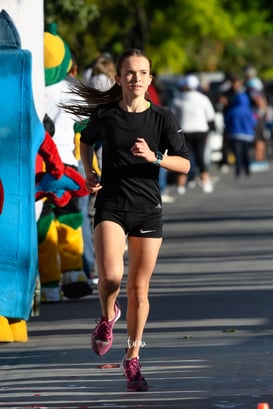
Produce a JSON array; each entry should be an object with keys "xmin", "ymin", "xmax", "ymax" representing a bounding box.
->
[{"xmin": 94, "ymin": 318, "xmax": 113, "ymax": 341}]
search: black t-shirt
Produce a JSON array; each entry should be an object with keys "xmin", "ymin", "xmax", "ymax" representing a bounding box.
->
[{"xmin": 81, "ymin": 101, "xmax": 190, "ymax": 213}]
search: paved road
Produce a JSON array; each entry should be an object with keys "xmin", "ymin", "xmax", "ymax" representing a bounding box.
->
[{"xmin": 1, "ymin": 164, "xmax": 273, "ymax": 409}]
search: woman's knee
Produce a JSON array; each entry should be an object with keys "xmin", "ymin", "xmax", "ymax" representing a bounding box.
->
[
  {"xmin": 126, "ymin": 285, "xmax": 148, "ymax": 306},
  {"xmin": 99, "ymin": 272, "xmax": 122, "ymax": 292}
]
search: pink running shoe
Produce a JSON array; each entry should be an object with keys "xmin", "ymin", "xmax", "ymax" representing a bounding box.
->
[
  {"xmin": 91, "ymin": 301, "xmax": 121, "ymax": 356},
  {"xmin": 122, "ymin": 357, "xmax": 149, "ymax": 392}
]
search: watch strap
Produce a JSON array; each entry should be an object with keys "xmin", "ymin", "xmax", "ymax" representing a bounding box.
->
[{"xmin": 152, "ymin": 151, "xmax": 164, "ymax": 166}]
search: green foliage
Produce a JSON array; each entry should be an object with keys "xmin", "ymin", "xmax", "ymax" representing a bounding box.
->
[
  {"xmin": 45, "ymin": 0, "xmax": 99, "ymax": 29},
  {"xmin": 44, "ymin": 0, "xmax": 273, "ymax": 77}
]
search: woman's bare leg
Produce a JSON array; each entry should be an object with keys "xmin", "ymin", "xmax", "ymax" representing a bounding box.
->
[
  {"xmin": 94, "ymin": 221, "xmax": 126, "ymax": 320},
  {"xmin": 126, "ymin": 236, "xmax": 162, "ymax": 359}
]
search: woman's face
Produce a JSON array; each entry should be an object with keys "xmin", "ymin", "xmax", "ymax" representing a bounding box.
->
[{"xmin": 116, "ymin": 55, "xmax": 152, "ymax": 98}]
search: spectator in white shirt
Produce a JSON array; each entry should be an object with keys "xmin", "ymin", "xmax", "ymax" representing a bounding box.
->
[{"xmin": 171, "ymin": 74, "xmax": 216, "ymax": 193}]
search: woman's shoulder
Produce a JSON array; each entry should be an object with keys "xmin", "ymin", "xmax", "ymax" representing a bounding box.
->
[{"xmin": 150, "ymin": 102, "xmax": 172, "ymax": 118}]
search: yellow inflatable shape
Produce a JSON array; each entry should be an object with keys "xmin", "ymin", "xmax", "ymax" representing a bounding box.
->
[
  {"xmin": 44, "ymin": 31, "xmax": 66, "ymax": 69},
  {"xmin": 92, "ymin": 152, "xmax": 101, "ymax": 177},
  {"xmin": 56, "ymin": 221, "xmax": 84, "ymax": 272},
  {"xmin": 0, "ymin": 316, "xmax": 14, "ymax": 342},
  {"xmin": 0, "ymin": 316, "xmax": 28, "ymax": 342},
  {"xmin": 74, "ymin": 131, "xmax": 101, "ymax": 176},
  {"xmin": 74, "ymin": 132, "xmax": 81, "ymax": 161},
  {"xmin": 9, "ymin": 319, "xmax": 28, "ymax": 342}
]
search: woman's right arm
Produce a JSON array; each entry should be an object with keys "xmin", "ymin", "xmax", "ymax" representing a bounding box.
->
[{"xmin": 80, "ymin": 142, "xmax": 102, "ymax": 193}]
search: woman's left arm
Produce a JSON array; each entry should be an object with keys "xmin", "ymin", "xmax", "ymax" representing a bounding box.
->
[
  {"xmin": 156, "ymin": 154, "xmax": 190, "ymax": 174},
  {"xmin": 131, "ymin": 137, "xmax": 190, "ymax": 174}
]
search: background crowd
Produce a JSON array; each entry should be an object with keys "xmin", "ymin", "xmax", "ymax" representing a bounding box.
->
[{"xmin": 38, "ymin": 23, "xmax": 273, "ymax": 305}]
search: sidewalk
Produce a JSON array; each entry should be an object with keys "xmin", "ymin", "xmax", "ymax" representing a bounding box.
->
[{"xmin": 1, "ymin": 163, "xmax": 273, "ymax": 409}]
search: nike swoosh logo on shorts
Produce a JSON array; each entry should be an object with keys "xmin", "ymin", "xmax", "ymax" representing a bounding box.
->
[{"xmin": 140, "ymin": 229, "xmax": 157, "ymax": 234}]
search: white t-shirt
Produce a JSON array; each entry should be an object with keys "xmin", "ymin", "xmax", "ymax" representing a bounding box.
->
[
  {"xmin": 171, "ymin": 90, "xmax": 215, "ymax": 133},
  {"xmin": 45, "ymin": 79, "xmax": 78, "ymax": 167}
]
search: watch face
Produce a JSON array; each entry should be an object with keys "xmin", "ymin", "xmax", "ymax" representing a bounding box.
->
[
  {"xmin": 153, "ymin": 151, "xmax": 163, "ymax": 166},
  {"xmin": 157, "ymin": 151, "xmax": 163, "ymax": 160}
]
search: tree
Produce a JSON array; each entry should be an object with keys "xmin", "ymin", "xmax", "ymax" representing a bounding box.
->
[{"xmin": 44, "ymin": 0, "xmax": 273, "ymax": 78}]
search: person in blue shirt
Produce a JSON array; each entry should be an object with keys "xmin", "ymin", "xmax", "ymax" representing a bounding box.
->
[{"xmin": 224, "ymin": 76, "xmax": 257, "ymax": 177}]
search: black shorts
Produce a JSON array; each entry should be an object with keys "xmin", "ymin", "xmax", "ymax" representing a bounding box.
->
[{"xmin": 94, "ymin": 208, "xmax": 163, "ymax": 238}]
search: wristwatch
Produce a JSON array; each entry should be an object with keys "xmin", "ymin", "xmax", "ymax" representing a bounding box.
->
[{"xmin": 152, "ymin": 151, "xmax": 164, "ymax": 166}]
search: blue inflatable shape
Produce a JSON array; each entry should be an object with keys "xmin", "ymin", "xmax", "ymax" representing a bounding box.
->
[{"xmin": 0, "ymin": 10, "xmax": 44, "ymax": 319}]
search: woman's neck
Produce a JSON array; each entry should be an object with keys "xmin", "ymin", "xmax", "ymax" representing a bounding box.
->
[{"xmin": 119, "ymin": 97, "xmax": 149, "ymax": 112}]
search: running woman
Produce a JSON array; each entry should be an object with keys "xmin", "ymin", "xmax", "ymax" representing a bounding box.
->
[{"xmin": 65, "ymin": 48, "xmax": 191, "ymax": 392}]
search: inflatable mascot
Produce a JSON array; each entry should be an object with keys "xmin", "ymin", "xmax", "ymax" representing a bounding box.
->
[{"xmin": 0, "ymin": 10, "xmax": 88, "ymax": 342}]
